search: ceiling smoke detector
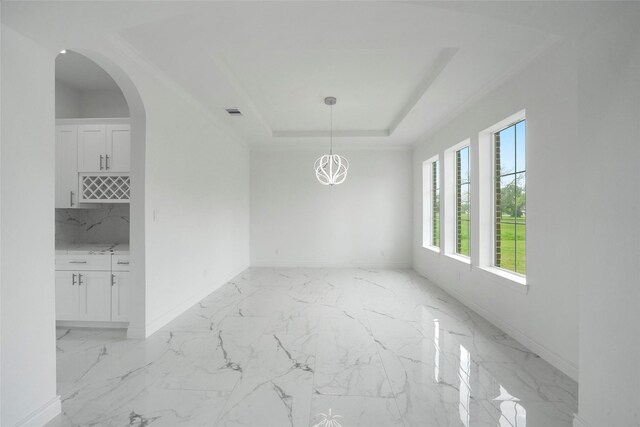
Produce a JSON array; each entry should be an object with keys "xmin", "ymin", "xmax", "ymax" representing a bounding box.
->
[{"xmin": 225, "ymin": 108, "xmax": 242, "ymax": 116}]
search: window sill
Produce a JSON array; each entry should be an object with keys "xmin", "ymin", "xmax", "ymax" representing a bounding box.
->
[
  {"xmin": 476, "ymin": 266, "xmax": 528, "ymax": 294},
  {"xmin": 422, "ymin": 245, "xmax": 441, "ymax": 254},
  {"xmin": 444, "ymin": 253, "xmax": 471, "ymax": 266}
]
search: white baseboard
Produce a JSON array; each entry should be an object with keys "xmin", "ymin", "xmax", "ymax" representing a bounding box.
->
[
  {"xmin": 573, "ymin": 414, "xmax": 591, "ymax": 427},
  {"xmin": 14, "ymin": 396, "xmax": 61, "ymax": 427},
  {"xmin": 144, "ymin": 266, "xmax": 248, "ymax": 337},
  {"xmin": 250, "ymin": 261, "xmax": 411, "ymax": 269},
  {"xmin": 415, "ymin": 267, "xmax": 579, "ymax": 382},
  {"xmin": 56, "ymin": 320, "xmax": 128, "ymax": 329}
]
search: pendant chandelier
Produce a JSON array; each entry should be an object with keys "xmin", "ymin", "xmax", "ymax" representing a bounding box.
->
[{"xmin": 315, "ymin": 97, "xmax": 349, "ymax": 186}]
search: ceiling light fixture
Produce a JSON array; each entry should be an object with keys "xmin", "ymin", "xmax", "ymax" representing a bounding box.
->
[
  {"xmin": 315, "ymin": 97, "xmax": 349, "ymax": 186},
  {"xmin": 59, "ymin": 49, "xmax": 67, "ymax": 54}
]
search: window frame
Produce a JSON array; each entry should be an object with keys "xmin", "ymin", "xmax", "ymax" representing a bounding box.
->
[
  {"xmin": 443, "ymin": 139, "xmax": 471, "ymax": 262},
  {"xmin": 477, "ymin": 110, "xmax": 527, "ymax": 289},
  {"xmin": 455, "ymin": 145, "xmax": 471, "ymax": 257},
  {"xmin": 493, "ymin": 119, "xmax": 526, "ymax": 276},
  {"xmin": 422, "ymin": 156, "xmax": 441, "ymax": 251}
]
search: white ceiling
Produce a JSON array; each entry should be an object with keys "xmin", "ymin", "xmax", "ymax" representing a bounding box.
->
[
  {"xmin": 56, "ymin": 50, "xmax": 120, "ymax": 91},
  {"xmin": 3, "ymin": 1, "xmax": 629, "ymax": 148}
]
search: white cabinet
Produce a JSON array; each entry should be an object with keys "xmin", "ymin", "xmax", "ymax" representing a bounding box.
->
[
  {"xmin": 77, "ymin": 124, "xmax": 107, "ymax": 172},
  {"xmin": 77, "ymin": 123, "xmax": 130, "ymax": 173},
  {"xmin": 55, "ymin": 270, "xmax": 111, "ymax": 321},
  {"xmin": 80, "ymin": 271, "xmax": 112, "ymax": 321},
  {"xmin": 55, "ymin": 271, "xmax": 80, "ymax": 321},
  {"xmin": 107, "ymin": 125, "xmax": 131, "ymax": 172},
  {"xmin": 55, "ymin": 126, "xmax": 78, "ymax": 208},
  {"xmin": 111, "ymin": 272, "xmax": 130, "ymax": 322},
  {"xmin": 55, "ymin": 252, "xmax": 130, "ymax": 324},
  {"xmin": 56, "ymin": 120, "xmax": 131, "ymax": 206}
]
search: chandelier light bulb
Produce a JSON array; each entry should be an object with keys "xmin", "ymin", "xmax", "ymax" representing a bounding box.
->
[{"xmin": 315, "ymin": 96, "xmax": 349, "ymax": 186}]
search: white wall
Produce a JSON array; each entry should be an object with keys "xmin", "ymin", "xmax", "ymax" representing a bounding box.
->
[
  {"xmin": 1, "ymin": 18, "xmax": 252, "ymax": 425},
  {"xmin": 55, "ymin": 81, "xmax": 80, "ymax": 118},
  {"xmin": 79, "ymin": 88, "xmax": 129, "ymax": 118},
  {"xmin": 251, "ymin": 148, "xmax": 412, "ymax": 267},
  {"xmin": 142, "ymin": 89, "xmax": 250, "ymax": 334},
  {"xmin": 55, "ymin": 81, "xmax": 129, "ymax": 118},
  {"xmin": 575, "ymin": 8, "xmax": 640, "ymax": 427},
  {"xmin": 413, "ymin": 40, "xmax": 580, "ymax": 380},
  {"xmin": 1, "ymin": 25, "xmax": 60, "ymax": 426}
]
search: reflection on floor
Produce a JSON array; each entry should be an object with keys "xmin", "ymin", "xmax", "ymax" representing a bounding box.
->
[{"xmin": 48, "ymin": 268, "xmax": 577, "ymax": 426}]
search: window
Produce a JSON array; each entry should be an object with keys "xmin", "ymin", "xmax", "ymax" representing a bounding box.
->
[
  {"xmin": 432, "ymin": 159, "xmax": 441, "ymax": 248},
  {"xmin": 495, "ymin": 120, "xmax": 526, "ymax": 275},
  {"xmin": 422, "ymin": 157, "xmax": 440, "ymax": 249},
  {"xmin": 456, "ymin": 146, "xmax": 470, "ymax": 257}
]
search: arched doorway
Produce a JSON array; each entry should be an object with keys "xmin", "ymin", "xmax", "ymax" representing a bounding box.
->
[{"xmin": 54, "ymin": 49, "xmax": 146, "ymax": 339}]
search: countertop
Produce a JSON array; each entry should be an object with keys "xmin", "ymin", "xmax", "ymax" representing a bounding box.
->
[{"xmin": 55, "ymin": 243, "xmax": 130, "ymax": 255}]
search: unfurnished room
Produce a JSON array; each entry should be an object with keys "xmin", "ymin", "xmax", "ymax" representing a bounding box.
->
[{"xmin": 1, "ymin": 2, "xmax": 639, "ymax": 427}]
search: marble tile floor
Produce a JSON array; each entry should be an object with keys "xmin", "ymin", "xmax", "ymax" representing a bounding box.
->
[{"xmin": 48, "ymin": 268, "xmax": 577, "ymax": 427}]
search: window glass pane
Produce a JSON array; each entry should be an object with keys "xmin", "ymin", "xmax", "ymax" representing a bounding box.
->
[
  {"xmin": 515, "ymin": 121, "xmax": 526, "ymax": 173},
  {"xmin": 495, "ymin": 120, "xmax": 526, "ymax": 275},
  {"xmin": 498, "ymin": 222, "xmax": 516, "ymax": 272},
  {"xmin": 459, "ymin": 218, "xmax": 470, "ymax": 257},
  {"xmin": 499, "ymin": 126, "xmax": 516, "ymax": 175},
  {"xmin": 456, "ymin": 146, "xmax": 470, "ymax": 257},
  {"xmin": 515, "ymin": 173, "xmax": 526, "ymax": 221},
  {"xmin": 499, "ymin": 176, "xmax": 516, "ymax": 220},
  {"xmin": 434, "ymin": 213, "xmax": 440, "ymax": 247},
  {"xmin": 432, "ymin": 160, "xmax": 440, "ymax": 248},
  {"xmin": 461, "ymin": 185, "xmax": 470, "ymax": 215},
  {"xmin": 515, "ymin": 224, "xmax": 526, "ymax": 275},
  {"xmin": 460, "ymin": 146, "xmax": 470, "ymax": 184}
]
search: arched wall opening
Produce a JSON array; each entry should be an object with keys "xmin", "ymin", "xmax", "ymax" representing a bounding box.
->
[{"xmin": 54, "ymin": 48, "xmax": 147, "ymax": 338}]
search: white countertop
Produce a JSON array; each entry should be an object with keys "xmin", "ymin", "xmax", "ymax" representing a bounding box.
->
[{"xmin": 55, "ymin": 243, "xmax": 130, "ymax": 255}]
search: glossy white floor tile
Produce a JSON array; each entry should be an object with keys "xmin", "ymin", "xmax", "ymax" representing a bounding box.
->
[{"xmin": 48, "ymin": 268, "xmax": 577, "ymax": 427}]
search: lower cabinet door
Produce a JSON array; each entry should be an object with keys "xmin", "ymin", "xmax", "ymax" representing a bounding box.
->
[
  {"xmin": 55, "ymin": 271, "xmax": 80, "ymax": 321},
  {"xmin": 78, "ymin": 271, "xmax": 112, "ymax": 321},
  {"xmin": 111, "ymin": 271, "xmax": 130, "ymax": 322}
]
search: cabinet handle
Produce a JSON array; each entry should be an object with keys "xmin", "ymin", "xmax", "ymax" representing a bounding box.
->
[
  {"xmin": 105, "ymin": 155, "xmax": 110, "ymax": 170},
  {"xmin": 111, "ymin": 274, "xmax": 115, "ymax": 287},
  {"xmin": 70, "ymin": 191, "xmax": 74, "ymax": 207},
  {"xmin": 69, "ymin": 260, "xmax": 87, "ymax": 264},
  {"xmin": 117, "ymin": 260, "xmax": 129, "ymax": 265},
  {"xmin": 72, "ymin": 273, "xmax": 77, "ymax": 286},
  {"xmin": 78, "ymin": 274, "xmax": 83, "ymax": 286},
  {"xmin": 100, "ymin": 155, "xmax": 104, "ymax": 170}
]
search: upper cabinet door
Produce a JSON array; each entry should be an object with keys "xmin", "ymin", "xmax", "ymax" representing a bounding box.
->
[
  {"xmin": 106, "ymin": 124, "xmax": 130, "ymax": 172},
  {"xmin": 55, "ymin": 125, "xmax": 78, "ymax": 208},
  {"xmin": 77, "ymin": 124, "xmax": 107, "ymax": 172}
]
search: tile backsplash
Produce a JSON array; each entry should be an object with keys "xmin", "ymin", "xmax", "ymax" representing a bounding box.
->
[{"xmin": 56, "ymin": 204, "xmax": 129, "ymax": 245}]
